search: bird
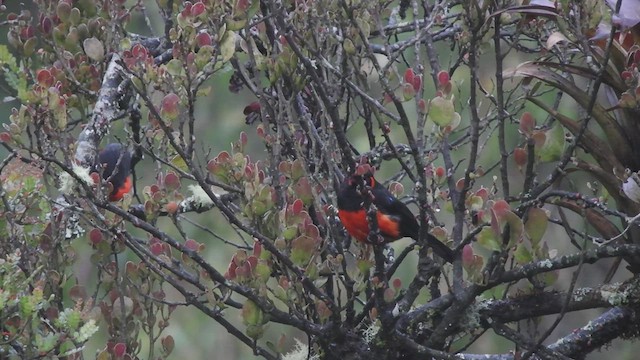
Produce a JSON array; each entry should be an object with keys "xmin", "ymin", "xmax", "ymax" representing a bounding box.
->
[
  {"xmin": 337, "ymin": 172, "xmax": 454, "ymax": 263},
  {"xmin": 97, "ymin": 143, "xmax": 132, "ymax": 201}
]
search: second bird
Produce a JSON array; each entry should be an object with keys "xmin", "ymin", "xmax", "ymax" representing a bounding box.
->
[
  {"xmin": 337, "ymin": 172, "xmax": 454, "ymax": 263},
  {"xmin": 98, "ymin": 143, "xmax": 132, "ymax": 201}
]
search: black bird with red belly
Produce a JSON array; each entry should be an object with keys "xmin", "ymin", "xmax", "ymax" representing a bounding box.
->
[{"xmin": 337, "ymin": 172, "xmax": 454, "ymax": 263}]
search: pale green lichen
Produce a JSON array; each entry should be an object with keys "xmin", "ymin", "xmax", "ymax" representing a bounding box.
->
[
  {"xmin": 58, "ymin": 164, "xmax": 92, "ymax": 195},
  {"xmin": 572, "ymin": 287, "xmax": 590, "ymax": 302},
  {"xmin": 458, "ymin": 301, "xmax": 483, "ymax": 332},
  {"xmin": 187, "ymin": 184, "xmax": 215, "ymax": 208},
  {"xmin": 362, "ymin": 321, "xmax": 381, "ymax": 344},
  {"xmin": 600, "ymin": 284, "xmax": 628, "ymax": 306},
  {"xmin": 539, "ymin": 259, "xmax": 554, "ymax": 269},
  {"xmin": 282, "ymin": 338, "xmax": 319, "ymax": 360}
]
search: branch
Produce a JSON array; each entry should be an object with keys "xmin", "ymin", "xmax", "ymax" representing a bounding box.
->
[
  {"xmin": 481, "ymin": 278, "xmax": 640, "ymax": 322},
  {"xmin": 452, "ymin": 306, "xmax": 640, "ymax": 360},
  {"xmin": 549, "ymin": 306, "xmax": 640, "ymax": 358},
  {"xmin": 75, "ymin": 54, "xmax": 126, "ymax": 166},
  {"xmin": 493, "ymin": 244, "xmax": 640, "ymax": 285}
]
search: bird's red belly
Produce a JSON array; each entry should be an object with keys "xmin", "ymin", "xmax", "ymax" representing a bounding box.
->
[
  {"xmin": 338, "ymin": 209, "xmax": 401, "ymax": 242},
  {"xmin": 109, "ymin": 176, "xmax": 132, "ymax": 201}
]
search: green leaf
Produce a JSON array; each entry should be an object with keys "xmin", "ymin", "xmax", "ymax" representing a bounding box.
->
[
  {"xmin": 0, "ymin": 44, "xmax": 18, "ymax": 71},
  {"xmin": 502, "ymin": 210, "xmax": 524, "ymax": 248},
  {"xmin": 427, "ymin": 96, "xmax": 456, "ymax": 127},
  {"xmin": 514, "ymin": 241, "xmax": 533, "ymax": 264},
  {"xmin": 477, "ymin": 226, "xmax": 501, "ymax": 251},
  {"xmin": 220, "ymin": 30, "xmax": 236, "ymax": 63},
  {"xmin": 83, "ymin": 37, "xmax": 105, "ymax": 61},
  {"xmin": 171, "ymin": 155, "xmax": 189, "ymax": 172},
  {"xmin": 242, "ymin": 300, "xmax": 264, "ymax": 326},
  {"xmin": 5, "ymin": 71, "xmax": 29, "ymax": 101},
  {"xmin": 506, "ymin": 62, "xmax": 628, "ymax": 163},
  {"xmin": 525, "ymin": 207, "xmax": 548, "ymax": 246},
  {"xmin": 291, "ymin": 235, "xmax": 316, "ymax": 266},
  {"xmin": 36, "ymin": 333, "xmax": 60, "ymax": 353},
  {"xmin": 537, "ymin": 122, "xmax": 564, "ymax": 162},
  {"xmin": 166, "ymin": 59, "xmax": 184, "ymax": 76}
]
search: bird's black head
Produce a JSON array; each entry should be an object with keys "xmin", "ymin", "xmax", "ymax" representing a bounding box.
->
[
  {"xmin": 337, "ymin": 172, "xmax": 377, "ymax": 210},
  {"xmin": 344, "ymin": 172, "xmax": 376, "ymax": 189},
  {"xmin": 97, "ymin": 143, "xmax": 131, "ymax": 189}
]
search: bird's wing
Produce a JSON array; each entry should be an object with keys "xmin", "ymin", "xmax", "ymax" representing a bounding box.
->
[{"xmin": 372, "ymin": 184, "xmax": 420, "ymax": 239}]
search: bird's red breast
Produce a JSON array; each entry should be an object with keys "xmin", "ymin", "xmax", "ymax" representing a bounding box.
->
[
  {"xmin": 108, "ymin": 176, "xmax": 132, "ymax": 201},
  {"xmin": 336, "ymin": 172, "xmax": 455, "ymax": 262},
  {"xmin": 98, "ymin": 143, "xmax": 132, "ymax": 202},
  {"xmin": 338, "ymin": 209, "xmax": 401, "ymax": 242}
]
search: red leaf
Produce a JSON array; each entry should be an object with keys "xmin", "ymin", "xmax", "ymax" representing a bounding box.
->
[
  {"xmin": 113, "ymin": 343, "xmax": 126, "ymax": 357},
  {"xmin": 164, "ymin": 172, "xmax": 181, "ymax": 191},
  {"xmin": 190, "ymin": 2, "xmax": 206, "ymax": 17},
  {"xmin": 89, "ymin": 228, "xmax": 103, "ymax": 245},
  {"xmin": 519, "ymin": 112, "xmax": 535, "ymax": 135},
  {"xmin": 412, "ymin": 75, "xmax": 422, "ymax": 93},
  {"xmin": 292, "ymin": 198, "xmax": 304, "ymax": 215},
  {"xmin": 253, "ymin": 240, "xmax": 262, "ymax": 257},
  {"xmin": 514, "ymin": 147, "xmax": 528, "ymax": 167},
  {"xmin": 243, "ymin": 101, "xmax": 261, "ymax": 115},
  {"xmin": 36, "ymin": 69, "xmax": 54, "ymax": 87},
  {"xmin": 403, "ymin": 68, "xmax": 415, "ymax": 84},
  {"xmin": 437, "ymin": 70, "xmax": 450, "ymax": 86},
  {"xmin": 492, "ymin": 199, "xmax": 511, "ymax": 218},
  {"xmin": 185, "ymin": 239, "xmax": 199, "ymax": 251},
  {"xmin": 225, "ymin": 261, "xmax": 237, "ymax": 280},
  {"xmin": 392, "ymin": 278, "xmax": 402, "ymax": 289},
  {"xmin": 150, "ymin": 242, "xmax": 163, "ymax": 256},
  {"xmin": 195, "ymin": 32, "xmax": 212, "ymax": 47},
  {"xmin": 462, "ymin": 244, "xmax": 474, "ymax": 266}
]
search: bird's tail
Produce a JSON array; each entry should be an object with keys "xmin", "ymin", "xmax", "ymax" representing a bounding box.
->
[{"xmin": 423, "ymin": 233, "xmax": 455, "ymax": 263}]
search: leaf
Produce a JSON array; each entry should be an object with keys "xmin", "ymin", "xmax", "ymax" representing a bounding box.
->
[
  {"xmin": 220, "ymin": 30, "xmax": 236, "ymax": 63},
  {"xmin": 519, "ymin": 112, "xmax": 535, "ymax": 135},
  {"xmin": 83, "ymin": 37, "xmax": 105, "ymax": 61},
  {"xmin": 170, "ymin": 155, "xmax": 188, "ymax": 172},
  {"xmin": 241, "ymin": 300, "xmax": 264, "ymax": 326},
  {"xmin": 527, "ymin": 96, "xmax": 622, "ymax": 173},
  {"xmin": 514, "ymin": 241, "xmax": 533, "ymax": 265},
  {"xmin": 506, "ymin": 62, "xmax": 630, "ymax": 164},
  {"xmin": 291, "ymin": 235, "xmax": 317, "ymax": 266},
  {"xmin": 545, "ymin": 31, "xmax": 569, "ymax": 49},
  {"xmin": 532, "ymin": 61, "xmax": 625, "ymax": 93},
  {"xmin": 427, "ymin": 96, "xmax": 457, "ymax": 127},
  {"xmin": 4, "ymin": 71, "xmax": 29, "ymax": 101},
  {"xmin": 537, "ymin": 122, "xmax": 564, "ymax": 162},
  {"xmin": 161, "ymin": 335, "xmax": 175, "ymax": 355},
  {"xmin": 477, "ymin": 226, "xmax": 501, "ymax": 252},
  {"xmin": 166, "ymin": 59, "xmax": 184, "ymax": 76},
  {"xmin": 514, "ymin": 147, "xmax": 528, "ymax": 168},
  {"xmin": 0, "ymin": 44, "xmax": 18, "ymax": 72},
  {"xmin": 502, "ymin": 211, "xmax": 524, "ymax": 248},
  {"xmin": 585, "ymin": 208, "xmax": 621, "ymax": 239},
  {"xmin": 525, "ymin": 207, "xmax": 548, "ymax": 246},
  {"xmin": 554, "ymin": 199, "xmax": 621, "ymax": 239}
]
